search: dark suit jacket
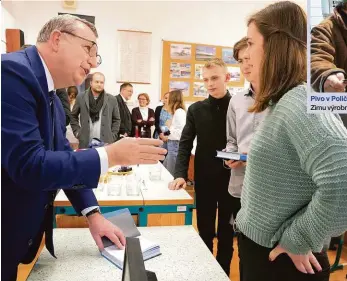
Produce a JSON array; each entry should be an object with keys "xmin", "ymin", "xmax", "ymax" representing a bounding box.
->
[
  {"xmin": 116, "ymin": 94, "xmax": 132, "ymax": 137},
  {"xmin": 56, "ymin": 88, "xmax": 71, "ymax": 126},
  {"xmin": 70, "ymin": 89, "xmax": 121, "ymax": 148},
  {"xmin": 131, "ymin": 107, "xmax": 155, "ymax": 138},
  {"xmin": 1, "ymin": 46, "xmax": 100, "ymax": 279},
  {"xmin": 153, "ymin": 105, "xmax": 163, "ymax": 138}
]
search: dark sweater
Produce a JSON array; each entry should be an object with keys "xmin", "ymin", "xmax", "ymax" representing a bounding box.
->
[
  {"xmin": 153, "ymin": 105, "xmax": 163, "ymax": 138},
  {"xmin": 174, "ymin": 92, "xmax": 231, "ymax": 186},
  {"xmin": 116, "ymin": 94, "xmax": 132, "ymax": 137},
  {"xmin": 56, "ymin": 88, "xmax": 71, "ymax": 126}
]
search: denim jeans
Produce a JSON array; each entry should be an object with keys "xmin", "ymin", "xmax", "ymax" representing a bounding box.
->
[{"xmin": 163, "ymin": 140, "xmax": 180, "ymax": 175}]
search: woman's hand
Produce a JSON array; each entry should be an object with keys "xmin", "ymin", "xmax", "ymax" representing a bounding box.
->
[{"xmin": 269, "ymin": 245, "xmax": 322, "ymax": 274}]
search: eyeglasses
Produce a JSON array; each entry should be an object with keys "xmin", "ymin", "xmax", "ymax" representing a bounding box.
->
[{"xmin": 61, "ymin": 30, "xmax": 102, "ymax": 66}]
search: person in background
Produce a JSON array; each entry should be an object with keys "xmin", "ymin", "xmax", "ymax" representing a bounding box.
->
[
  {"xmin": 131, "ymin": 93, "xmax": 155, "ymax": 138},
  {"xmin": 223, "ymin": 36, "xmax": 268, "ymax": 280},
  {"xmin": 70, "ymin": 72, "xmax": 121, "ymax": 149},
  {"xmin": 163, "ymin": 90, "xmax": 186, "ymax": 175},
  {"xmin": 153, "ymin": 92, "xmax": 172, "ymax": 149},
  {"xmin": 235, "ymin": 2, "xmax": 347, "ymax": 281},
  {"xmin": 55, "ymin": 88, "xmax": 71, "ymax": 126},
  {"xmin": 311, "ymin": 1, "xmax": 347, "ymax": 92},
  {"xmin": 66, "ymin": 86, "xmax": 79, "ymax": 148},
  {"xmin": 67, "ymin": 86, "xmax": 78, "ymax": 109},
  {"xmin": 116, "ymin": 82, "xmax": 133, "ymax": 138},
  {"xmin": 1, "ymin": 14, "xmax": 166, "ymax": 281},
  {"xmin": 169, "ymin": 58, "xmax": 235, "ymax": 276}
]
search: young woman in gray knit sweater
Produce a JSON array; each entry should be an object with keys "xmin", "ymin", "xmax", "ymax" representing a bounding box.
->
[{"xmin": 235, "ymin": 1, "xmax": 347, "ymax": 281}]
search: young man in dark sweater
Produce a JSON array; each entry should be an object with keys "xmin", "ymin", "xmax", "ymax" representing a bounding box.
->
[{"xmin": 169, "ymin": 58, "xmax": 237, "ymax": 276}]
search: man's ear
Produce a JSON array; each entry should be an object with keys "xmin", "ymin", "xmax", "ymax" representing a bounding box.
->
[{"xmin": 50, "ymin": 30, "xmax": 62, "ymax": 53}]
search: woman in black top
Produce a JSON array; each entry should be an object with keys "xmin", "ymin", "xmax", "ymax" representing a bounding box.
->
[{"xmin": 153, "ymin": 92, "xmax": 172, "ymax": 149}]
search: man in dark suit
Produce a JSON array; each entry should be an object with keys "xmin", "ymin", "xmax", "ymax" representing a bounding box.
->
[
  {"xmin": 116, "ymin": 83, "xmax": 133, "ymax": 138},
  {"xmin": 1, "ymin": 15, "xmax": 166, "ymax": 281},
  {"xmin": 21, "ymin": 45, "xmax": 71, "ymax": 126},
  {"xmin": 70, "ymin": 72, "xmax": 121, "ymax": 148}
]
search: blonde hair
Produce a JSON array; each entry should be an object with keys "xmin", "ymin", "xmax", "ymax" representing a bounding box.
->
[
  {"xmin": 168, "ymin": 90, "xmax": 186, "ymax": 114},
  {"xmin": 203, "ymin": 58, "xmax": 228, "ymax": 72},
  {"xmin": 138, "ymin": 93, "xmax": 150, "ymax": 105}
]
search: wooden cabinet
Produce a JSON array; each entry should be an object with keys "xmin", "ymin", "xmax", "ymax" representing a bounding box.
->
[{"xmin": 5, "ymin": 29, "xmax": 24, "ymax": 53}]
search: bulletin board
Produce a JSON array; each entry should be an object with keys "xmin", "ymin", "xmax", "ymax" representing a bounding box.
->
[{"xmin": 161, "ymin": 40, "xmax": 245, "ymax": 102}]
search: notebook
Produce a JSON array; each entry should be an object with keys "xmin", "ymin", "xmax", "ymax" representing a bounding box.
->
[
  {"xmin": 216, "ymin": 150, "xmax": 247, "ymax": 161},
  {"xmin": 101, "ymin": 209, "xmax": 161, "ymax": 269}
]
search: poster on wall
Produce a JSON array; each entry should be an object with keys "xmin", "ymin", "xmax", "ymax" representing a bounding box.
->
[
  {"xmin": 169, "ymin": 81, "xmax": 190, "ymax": 97},
  {"xmin": 193, "ymin": 82, "xmax": 208, "ymax": 98},
  {"xmin": 228, "ymin": 66, "xmax": 241, "ymax": 82},
  {"xmin": 170, "ymin": 63, "xmax": 191, "ymax": 78},
  {"xmin": 117, "ymin": 30, "xmax": 152, "ymax": 83},
  {"xmin": 222, "ymin": 48, "xmax": 237, "ymax": 64},
  {"xmin": 196, "ymin": 45, "xmax": 216, "ymax": 61},
  {"xmin": 194, "ymin": 64, "xmax": 204, "ymax": 80},
  {"xmin": 170, "ymin": 44, "xmax": 192, "ymax": 60}
]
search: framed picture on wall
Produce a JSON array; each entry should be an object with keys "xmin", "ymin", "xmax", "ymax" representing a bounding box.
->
[
  {"xmin": 194, "ymin": 64, "xmax": 204, "ymax": 80},
  {"xmin": 222, "ymin": 48, "xmax": 237, "ymax": 64},
  {"xmin": 169, "ymin": 81, "xmax": 190, "ymax": 97},
  {"xmin": 170, "ymin": 63, "xmax": 191, "ymax": 78},
  {"xmin": 170, "ymin": 44, "xmax": 192, "ymax": 60},
  {"xmin": 227, "ymin": 66, "xmax": 241, "ymax": 82},
  {"xmin": 196, "ymin": 45, "xmax": 216, "ymax": 61},
  {"xmin": 193, "ymin": 82, "xmax": 208, "ymax": 98}
]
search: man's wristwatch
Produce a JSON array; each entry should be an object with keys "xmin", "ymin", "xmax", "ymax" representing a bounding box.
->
[{"xmin": 85, "ymin": 207, "xmax": 101, "ymax": 217}]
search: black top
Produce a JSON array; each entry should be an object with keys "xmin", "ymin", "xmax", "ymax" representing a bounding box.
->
[
  {"xmin": 153, "ymin": 105, "xmax": 163, "ymax": 138},
  {"xmin": 174, "ymin": 92, "xmax": 232, "ymax": 184},
  {"xmin": 116, "ymin": 94, "xmax": 132, "ymax": 137},
  {"xmin": 56, "ymin": 88, "xmax": 71, "ymax": 126}
]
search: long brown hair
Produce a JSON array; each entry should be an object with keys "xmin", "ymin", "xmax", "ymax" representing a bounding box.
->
[
  {"xmin": 168, "ymin": 90, "xmax": 186, "ymax": 114},
  {"xmin": 248, "ymin": 1, "xmax": 307, "ymax": 113}
]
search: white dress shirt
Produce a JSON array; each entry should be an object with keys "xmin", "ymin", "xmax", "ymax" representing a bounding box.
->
[{"xmin": 38, "ymin": 53, "xmax": 107, "ymax": 216}]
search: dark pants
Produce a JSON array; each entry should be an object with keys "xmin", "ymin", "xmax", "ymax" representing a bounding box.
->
[
  {"xmin": 195, "ymin": 184, "xmax": 241, "ymax": 276},
  {"xmin": 1, "ymin": 264, "xmax": 18, "ymax": 281},
  {"xmin": 238, "ymin": 232, "xmax": 330, "ymax": 281}
]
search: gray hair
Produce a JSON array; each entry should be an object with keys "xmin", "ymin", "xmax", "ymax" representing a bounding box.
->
[{"xmin": 36, "ymin": 14, "xmax": 98, "ymax": 43}]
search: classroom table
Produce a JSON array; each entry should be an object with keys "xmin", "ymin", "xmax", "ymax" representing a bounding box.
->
[
  {"xmin": 27, "ymin": 226, "xmax": 230, "ymax": 281},
  {"xmin": 54, "ymin": 163, "xmax": 194, "ymax": 227},
  {"xmin": 137, "ymin": 163, "xmax": 194, "ymax": 226}
]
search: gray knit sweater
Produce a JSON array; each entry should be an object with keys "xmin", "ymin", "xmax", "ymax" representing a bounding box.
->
[{"xmin": 236, "ymin": 84, "xmax": 347, "ymax": 254}]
